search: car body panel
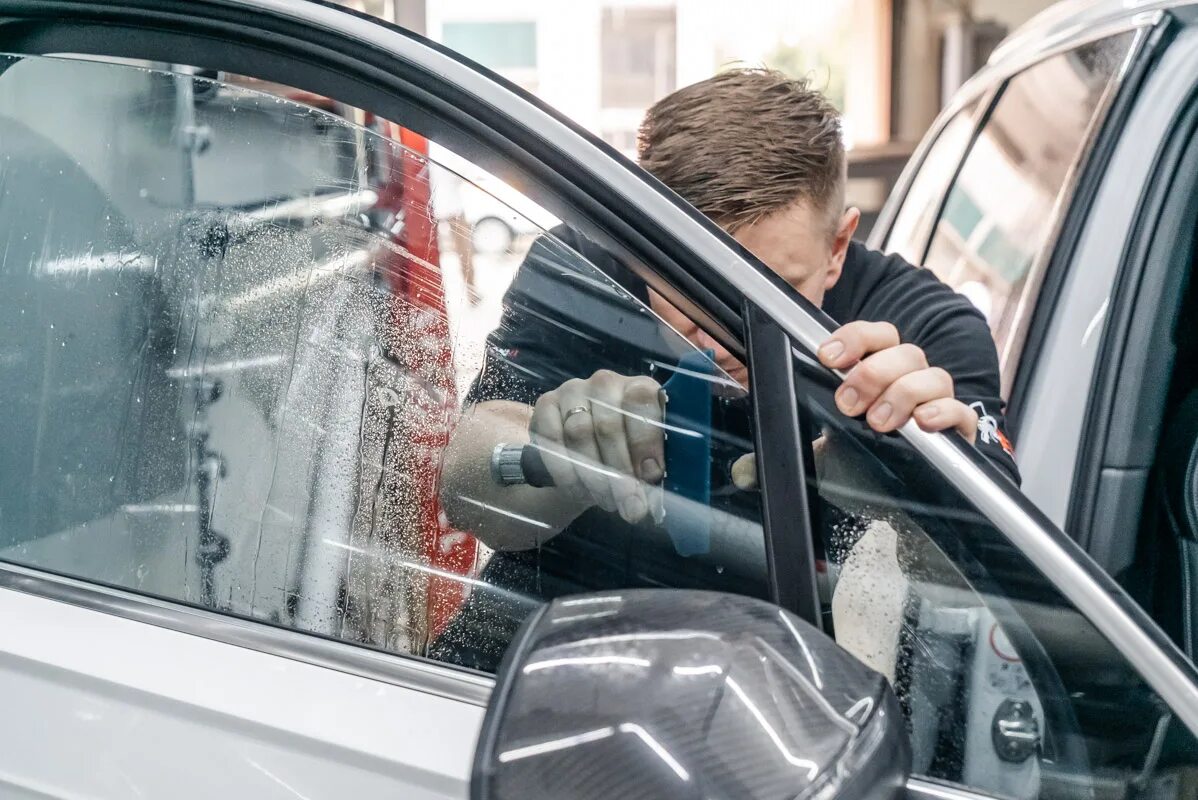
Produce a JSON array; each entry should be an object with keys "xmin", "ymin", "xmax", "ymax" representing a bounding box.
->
[
  {"xmin": 0, "ymin": 579, "xmax": 482, "ymax": 798},
  {"xmin": 990, "ymin": 0, "xmax": 1197, "ymax": 68}
]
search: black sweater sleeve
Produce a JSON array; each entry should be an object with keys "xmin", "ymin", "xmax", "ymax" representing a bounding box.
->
[{"xmin": 823, "ymin": 243, "xmax": 1020, "ymax": 484}]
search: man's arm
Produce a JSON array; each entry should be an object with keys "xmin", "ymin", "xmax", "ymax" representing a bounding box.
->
[
  {"xmin": 440, "ymin": 370, "xmax": 666, "ymax": 552},
  {"xmin": 437, "ymin": 225, "xmax": 672, "ymax": 550},
  {"xmin": 440, "ymin": 400, "xmax": 579, "ymax": 551},
  {"xmin": 822, "ymin": 246, "xmax": 1019, "ymax": 482}
]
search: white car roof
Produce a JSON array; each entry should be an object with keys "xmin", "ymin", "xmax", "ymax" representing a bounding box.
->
[
  {"xmin": 939, "ymin": 0, "xmax": 1195, "ymax": 113},
  {"xmin": 991, "ymin": 0, "xmax": 1196, "ymax": 67}
]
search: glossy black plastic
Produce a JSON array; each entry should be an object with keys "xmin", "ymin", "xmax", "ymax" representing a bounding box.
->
[{"xmin": 473, "ymin": 589, "xmax": 910, "ymax": 800}]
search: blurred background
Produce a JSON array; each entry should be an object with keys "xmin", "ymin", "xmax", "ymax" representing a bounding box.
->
[{"xmin": 336, "ymin": 0, "xmax": 1061, "ymax": 238}]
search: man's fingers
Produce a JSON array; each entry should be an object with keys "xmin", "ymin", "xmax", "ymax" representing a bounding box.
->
[
  {"xmin": 864, "ymin": 366, "xmax": 953, "ymax": 433},
  {"xmin": 588, "ymin": 372, "xmax": 646, "ymax": 522},
  {"xmin": 914, "ymin": 397, "xmax": 979, "ymax": 444},
  {"xmin": 818, "ymin": 320, "xmax": 900, "ymax": 370},
  {"xmin": 731, "ymin": 453, "xmax": 758, "ymax": 490},
  {"xmin": 557, "ymin": 382, "xmax": 618, "ymax": 512},
  {"xmin": 528, "ymin": 371, "xmax": 666, "ymax": 524},
  {"xmin": 529, "ymin": 393, "xmax": 581, "ymax": 492},
  {"xmin": 834, "ymin": 343, "xmax": 928, "ymax": 418},
  {"xmin": 621, "ymin": 378, "xmax": 665, "ymax": 485}
]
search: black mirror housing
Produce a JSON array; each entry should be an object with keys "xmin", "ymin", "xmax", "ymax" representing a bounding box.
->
[{"xmin": 472, "ymin": 589, "xmax": 910, "ymax": 800}]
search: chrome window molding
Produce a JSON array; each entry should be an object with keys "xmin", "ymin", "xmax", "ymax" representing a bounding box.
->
[
  {"xmin": 0, "ymin": 561, "xmax": 494, "ymax": 707},
  {"xmin": 905, "ymin": 777, "xmax": 996, "ymax": 800},
  {"xmin": 2, "ymin": 0, "xmax": 1197, "ymax": 735},
  {"xmin": 868, "ymin": 83, "xmax": 998, "ymax": 255},
  {"xmin": 956, "ymin": 10, "xmax": 1165, "ymax": 120}
]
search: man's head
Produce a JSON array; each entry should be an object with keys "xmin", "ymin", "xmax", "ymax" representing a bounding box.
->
[{"xmin": 638, "ymin": 67, "xmax": 859, "ymax": 307}]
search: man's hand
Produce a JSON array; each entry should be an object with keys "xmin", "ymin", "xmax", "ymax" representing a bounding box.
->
[
  {"xmin": 530, "ymin": 369, "xmax": 665, "ymax": 523},
  {"xmin": 817, "ymin": 321, "xmax": 979, "ymax": 444}
]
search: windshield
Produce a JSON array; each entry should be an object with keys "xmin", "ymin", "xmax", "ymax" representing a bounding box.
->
[{"xmin": 794, "ymin": 354, "xmax": 1198, "ymax": 798}]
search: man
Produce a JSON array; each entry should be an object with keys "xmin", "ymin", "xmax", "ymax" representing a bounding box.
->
[{"xmin": 431, "ymin": 69, "xmax": 1015, "ymax": 669}]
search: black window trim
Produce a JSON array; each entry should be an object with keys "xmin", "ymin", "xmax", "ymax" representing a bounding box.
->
[{"xmin": 745, "ymin": 304, "xmax": 821, "ymax": 625}]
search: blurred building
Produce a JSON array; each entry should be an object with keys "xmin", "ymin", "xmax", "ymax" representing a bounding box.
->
[{"xmin": 343, "ymin": 0, "xmax": 1065, "ymax": 236}]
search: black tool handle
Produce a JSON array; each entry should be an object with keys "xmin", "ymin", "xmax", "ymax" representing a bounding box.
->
[{"xmin": 520, "ymin": 444, "xmax": 556, "ymax": 488}]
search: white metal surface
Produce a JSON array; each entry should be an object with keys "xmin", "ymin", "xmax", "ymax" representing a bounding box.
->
[
  {"xmin": 0, "ymin": 584, "xmax": 482, "ymax": 798},
  {"xmin": 991, "ymin": 0, "xmax": 1196, "ymax": 67}
]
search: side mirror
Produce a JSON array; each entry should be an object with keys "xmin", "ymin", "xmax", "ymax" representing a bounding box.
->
[{"xmin": 471, "ymin": 589, "xmax": 910, "ymax": 800}]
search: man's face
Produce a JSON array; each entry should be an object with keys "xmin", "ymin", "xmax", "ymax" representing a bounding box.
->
[
  {"xmin": 649, "ymin": 197, "xmax": 858, "ymax": 385},
  {"xmin": 732, "ymin": 198, "xmax": 852, "ymax": 308}
]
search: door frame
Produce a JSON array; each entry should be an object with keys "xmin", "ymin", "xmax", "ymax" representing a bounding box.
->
[{"xmin": 0, "ymin": 0, "xmax": 819, "ymax": 684}]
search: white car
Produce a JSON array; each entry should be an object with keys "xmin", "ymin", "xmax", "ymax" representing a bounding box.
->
[
  {"xmin": 873, "ymin": 0, "xmax": 1198, "ymax": 663},
  {"xmin": 0, "ymin": 2, "xmax": 1196, "ymax": 799}
]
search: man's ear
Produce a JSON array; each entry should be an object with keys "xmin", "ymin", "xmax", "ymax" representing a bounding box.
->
[{"xmin": 825, "ymin": 207, "xmax": 860, "ymax": 289}]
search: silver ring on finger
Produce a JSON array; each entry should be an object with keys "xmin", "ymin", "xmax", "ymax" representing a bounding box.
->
[{"xmin": 564, "ymin": 405, "xmax": 591, "ymax": 423}]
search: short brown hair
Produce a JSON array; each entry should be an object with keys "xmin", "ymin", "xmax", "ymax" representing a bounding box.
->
[{"xmin": 637, "ymin": 68, "xmax": 845, "ymax": 234}]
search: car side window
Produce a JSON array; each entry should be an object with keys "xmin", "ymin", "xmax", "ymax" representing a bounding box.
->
[
  {"xmin": 0, "ymin": 54, "xmax": 769, "ymax": 674},
  {"xmin": 881, "ymin": 101, "xmax": 979, "ymax": 265},
  {"xmin": 793, "ymin": 354, "xmax": 1198, "ymax": 800},
  {"xmin": 922, "ymin": 33, "xmax": 1135, "ymax": 385}
]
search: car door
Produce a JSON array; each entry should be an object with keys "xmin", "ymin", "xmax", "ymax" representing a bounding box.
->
[
  {"xmin": 0, "ymin": 2, "xmax": 787, "ymax": 796},
  {"xmin": 784, "ymin": 347, "xmax": 1198, "ymax": 799},
  {"xmin": 2, "ymin": 4, "xmax": 1198, "ymax": 800},
  {"xmin": 871, "ymin": 17, "xmax": 1172, "ymax": 538}
]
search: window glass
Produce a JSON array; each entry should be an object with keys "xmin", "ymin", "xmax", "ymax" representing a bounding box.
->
[
  {"xmin": 793, "ymin": 355, "xmax": 1198, "ymax": 799},
  {"xmin": 0, "ymin": 54, "xmax": 768, "ymax": 673},
  {"xmin": 923, "ymin": 33, "xmax": 1134, "ymax": 378},
  {"xmin": 882, "ymin": 101, "xmax": 979, "ymax": 265}
]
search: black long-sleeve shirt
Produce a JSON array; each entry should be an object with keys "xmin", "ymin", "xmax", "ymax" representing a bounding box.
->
[{"xmin": 428, "ymin": 228, "xmax": 1017, "ymax": 671}]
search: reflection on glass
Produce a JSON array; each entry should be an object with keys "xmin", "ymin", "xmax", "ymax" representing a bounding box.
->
[
  {"xmin": 797, "ymin": 355, "xmax": 1198, "ymax": 799},
  {"xmin": 883, "ymin": 101, "xmax": 979, "ymax": 265},
  {"xmin": 923, "ymin": 34, "xmax": 1134, "ymax": 376},
  {"xmin": 0, "ymin": 54, "xmax": 767, "ymax": 675}
]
